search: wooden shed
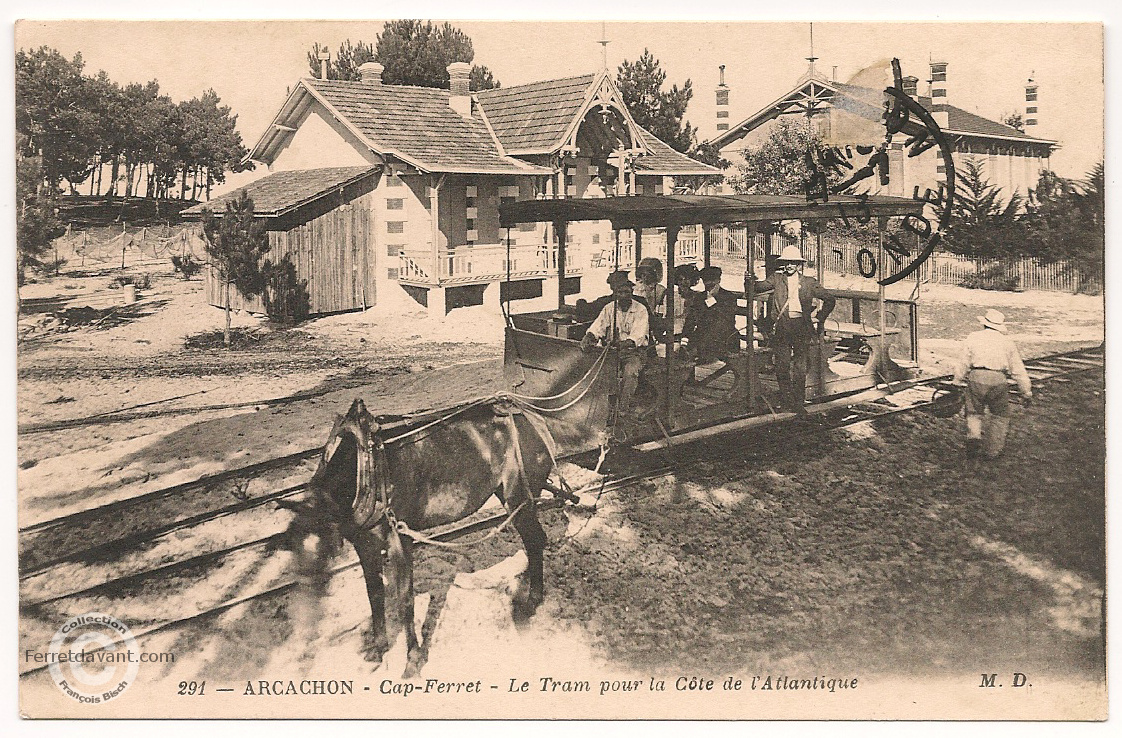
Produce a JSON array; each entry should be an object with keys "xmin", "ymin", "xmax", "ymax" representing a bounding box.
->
[{"xmin": 183, "ymin": 165, "xmax": 382, "ymax": 318}]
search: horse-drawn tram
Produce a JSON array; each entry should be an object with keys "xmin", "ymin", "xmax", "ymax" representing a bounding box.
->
[{"xmin": 498, "ymin": 193, "xmax": 929, "ymax": 455}]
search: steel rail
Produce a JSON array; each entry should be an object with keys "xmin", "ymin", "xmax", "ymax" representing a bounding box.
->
[
  {"xmin": 19, "ymin": 346, "xmax": 1102, "ymax": 600},
  {"xmin": 18, "ymin": 496, "xmax": 567, "ymax": 678}
]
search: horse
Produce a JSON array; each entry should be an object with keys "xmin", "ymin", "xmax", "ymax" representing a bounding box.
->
[{"xmin": 281, "ymin": 396, "xmax": 556, "ymax": 676}]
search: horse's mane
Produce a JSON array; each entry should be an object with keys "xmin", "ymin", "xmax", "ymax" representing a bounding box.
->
[{"xmin": 374, "ymin": 394, "xmax": 512, "ymax": 442}]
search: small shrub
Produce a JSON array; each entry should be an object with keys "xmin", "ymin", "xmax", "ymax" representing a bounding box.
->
[
  {"xmin": 132, "ymin": 273, "xmax": 152, "ymax": 290},
  {"xmin": 959, "ymin": 264, "xmax": 1020, "ymax": 291},
  {"xmin": 171, "ymin": 254, "xmax": 203, "ymax": 280},
  {"xmin": 40, "ymin": 257, "xmax": 68, "ymax": 275}
]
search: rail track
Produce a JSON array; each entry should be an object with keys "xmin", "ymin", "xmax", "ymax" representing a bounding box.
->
[{"xmin": 18, "ymin": 345, "xmax": 1102, "ymax": 677}]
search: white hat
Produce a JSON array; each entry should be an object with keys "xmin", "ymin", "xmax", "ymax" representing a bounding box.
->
[
  {"xmin": 778, "ymin": 245, "xmax": 805, "ymax": 262},
  {"xmin": 978, "ymin": 309, "xmax": 1008, "ymax": 333}
]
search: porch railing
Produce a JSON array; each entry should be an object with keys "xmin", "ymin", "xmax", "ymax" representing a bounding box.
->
[{"xmin": 398, "ymin": 229, "xmax": 707, "ymax": 287}]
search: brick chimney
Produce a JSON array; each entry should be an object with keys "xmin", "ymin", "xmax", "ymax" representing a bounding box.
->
[
  {"xmin": 715, "ymin": 65, "xmax": 730, "ymax": 132},
  {"xmin": 317, "ymin": 48, "xmax": 330, "ymax": 79},
  {"xmin": 359, "ymin": 61, "xmax": 384, "ymax": 85},
  {"xmin": 1024, "ymin": 74, "xmax": 1039, "ymax": 131},
  {"xmin": 928, "ymin": 61, "xmax": 949, "ymax": 129},
  {"xmin": 448, "ymin": 62, "xmax": 472, "ymax": 118}
]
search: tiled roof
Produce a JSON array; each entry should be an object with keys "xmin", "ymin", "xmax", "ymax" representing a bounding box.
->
[
  {"xmin": 832, "ymin": 82, "xmax": 1048, "ymax": 140},
  {"xmin": 181, "ymin": 166, "xmax": 378, "ymax": 217},
  {"xmin": 475, "ymin": 75, "xmax": 596, "ymax": 153},
  {"xmin": 717, "ymin": 79, "xmax": 1055, "ymax": 149},
  {"xmin": 632, "ymin": 129, "xmax": 721, "ymax": 175},
  {"xmin": 305, "ymin": 79, "xmax": 549, "ymax": 174}
]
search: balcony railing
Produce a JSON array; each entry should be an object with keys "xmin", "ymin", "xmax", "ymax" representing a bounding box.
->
[{"xmin": 397, "ymin": 229, "xmax": 703, "ymax": 287}]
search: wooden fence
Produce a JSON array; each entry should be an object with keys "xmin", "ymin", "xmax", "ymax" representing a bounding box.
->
[
  {"xmin": 822, "ymin": 238, "xmax": 1099, "ymax": 293},
  {"xmin": 709, "ymin": 225, "xmax": 1099, "ymax": 294}
]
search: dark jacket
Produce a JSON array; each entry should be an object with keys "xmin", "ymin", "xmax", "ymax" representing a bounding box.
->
[{"xmin": 683, "ymin": 286, "xmax": 740, "ymax": 360}]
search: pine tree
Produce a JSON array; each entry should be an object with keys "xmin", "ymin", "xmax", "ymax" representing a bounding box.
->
[
  {"xmin": 943, "ymin": 157, "xmax": 1023, "ymax": 258},
  {"xmin": 616, "ymin": 49, "xmax": 696, "ymax": 154},
  {"xmin": 201, "ymin": 192, "xmax": 270, "ymax": 347},
  {"xmin": 16, "ymin": 135, "xmax": 66, "ymax": 294}
]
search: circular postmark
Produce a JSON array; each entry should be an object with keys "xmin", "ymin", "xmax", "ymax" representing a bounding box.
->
[{"xmin": 47, "ymin": 612, "xmax": 140, "ymax": 704}]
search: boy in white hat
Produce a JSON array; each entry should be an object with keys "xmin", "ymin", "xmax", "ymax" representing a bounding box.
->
[
  {"xmin": 952, "ymin": 309, "xmax": 1033, "ymax": 463},
  {"xmin": 752, "ymin": 245, "xmax": 836, "ymax": 412}
]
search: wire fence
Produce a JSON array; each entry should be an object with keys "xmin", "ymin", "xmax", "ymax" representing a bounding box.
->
[{"xmin": 50, "ymin": 223, "xmax": 207, "ymax": 271}]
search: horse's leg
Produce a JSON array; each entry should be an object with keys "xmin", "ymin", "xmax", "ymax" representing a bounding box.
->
[
  {"xmin": 510, "ymin": 491, "xmax": 547, "ymax": 622},
  {"xmin": 385, "ymin": 528, "xmax": 422, "ymax": 677},
  {"xmin": 350, "ymin": 526, "xmax": 390, "ymax": 665}
]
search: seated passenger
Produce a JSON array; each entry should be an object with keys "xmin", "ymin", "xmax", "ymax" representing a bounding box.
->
[
  {"xmin": 634, "ymin": 257, "xmax": 668, "ymax": 341},
  {"xmin": 671, "ymin": 263, "xmax": 702, "ymax": 337},
  {"xmin": 580, "ymin": 273, "xmax": 649, "ymax": 423},
  {"xmin": 683, "ymin": 265, "xmax": 740, "ymax": 364},
  {"xmin": 576, "ymin": 270, "xmax": 649, "ymax": 323}
]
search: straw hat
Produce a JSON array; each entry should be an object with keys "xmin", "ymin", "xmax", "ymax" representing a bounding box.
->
[
  {"xmin": 977, "ymin": 309, "xmax": 1008, "ymax": 333},
  {"xmin": 606, "ymin": 270, "xmax": 633, "ymax": 288},
  {"xmin": 778, "ymin": 245, "xmax": 805, "ymax": 262}
]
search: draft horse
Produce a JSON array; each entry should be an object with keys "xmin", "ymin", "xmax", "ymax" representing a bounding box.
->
[{"xmin": 283, "ymin": 396, "xmax": 555, "ymax": 676}]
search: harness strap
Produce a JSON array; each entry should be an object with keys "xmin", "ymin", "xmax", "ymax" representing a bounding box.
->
[{"xmin": 393, "ymin": 501, "xmax": 529, "ymax": 549}]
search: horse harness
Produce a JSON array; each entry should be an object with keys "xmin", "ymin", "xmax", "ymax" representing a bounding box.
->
[{"xmin": 348, "ymin": 398, "xmax": 544, "ymax": 548}]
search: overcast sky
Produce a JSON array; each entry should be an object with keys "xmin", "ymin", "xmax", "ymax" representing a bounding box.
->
[{"xmin": 15, "ymin": 18, "xmax": 1103, "ymax": 194}]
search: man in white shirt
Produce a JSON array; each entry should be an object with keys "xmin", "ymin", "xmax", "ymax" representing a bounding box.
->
[
  {"xmin": 752, "ymin": 246, "xmax": 836, "ymax": 412},
  {"xmin": 953, "ymin": 309, "xmax": 1033, "ymax": 462},
  {"xmin": 581, "ymin": 271, "xmax": 650, "ymax": 425}
]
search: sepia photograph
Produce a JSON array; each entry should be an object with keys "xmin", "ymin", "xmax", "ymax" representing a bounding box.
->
[{"xmin": 10, "ymin": 9, "xmax": 1108, "ymax": 721}]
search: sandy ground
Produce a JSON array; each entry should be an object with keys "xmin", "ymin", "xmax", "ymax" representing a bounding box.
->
[{"xmin": 16, "ymin": 265, "xmax": 1105, "ymax": 719}]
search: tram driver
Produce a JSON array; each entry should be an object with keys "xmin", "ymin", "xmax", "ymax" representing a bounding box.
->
[{"xmin": 581, "ymin": 271, "xmax": 650, "ymax": 425}]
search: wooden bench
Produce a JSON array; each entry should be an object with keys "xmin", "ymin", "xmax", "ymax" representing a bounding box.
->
[{"xmin": 825, "ymin": 321, "xmax": 902, "ymax": 339}]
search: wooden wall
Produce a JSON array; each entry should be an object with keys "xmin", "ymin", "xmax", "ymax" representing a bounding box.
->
[{"xmin": 205, "ymin": 189, "xmax": 377, "ymax": 317}]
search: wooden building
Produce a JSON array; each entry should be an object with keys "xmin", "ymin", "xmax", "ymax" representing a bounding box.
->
[
  {"xmin": 710, "ymin": 60, "xmax": 1058, "ymax": 204},
  {"xmin": 183, "ymin": 166, "xmax": 381, "ymax": 318},
  {"xmin": 193, "ymin": 61, "xmax": 716, "ymax": 318}
]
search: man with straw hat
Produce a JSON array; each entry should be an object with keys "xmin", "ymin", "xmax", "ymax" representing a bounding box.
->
[
  {"xmin": 582, "ymin": 271, "xmax": 650, "ymax": 432},
  {"xmin": 752, "ymin": 245, "xmax": 836, "ymax": 412},
  {"xmin": 952, "ymin": 309, "xmax": 1033, "ymax": 464}
]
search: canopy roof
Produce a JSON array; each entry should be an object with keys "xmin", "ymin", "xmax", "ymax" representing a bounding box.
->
[{"xmin": 500, "ymin": 193, "xmax": 924, "ymax": 230}]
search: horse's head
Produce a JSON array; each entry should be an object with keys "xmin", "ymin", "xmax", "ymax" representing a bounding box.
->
[
  {"xmin": 303, "ymin": 398, "xmax": 384, "ymax": 522},
  {"xmin": 322, "ymin": 398, "xmax": 380, "ymax": 465},
  {"xmin": 278, "ymin": 399, "xmax": 382, "ymax": 578}
]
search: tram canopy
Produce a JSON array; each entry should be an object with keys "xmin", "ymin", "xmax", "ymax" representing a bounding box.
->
[{"xmin": 499, "ymin": 193, "xmax": 925, "ymax": 231}]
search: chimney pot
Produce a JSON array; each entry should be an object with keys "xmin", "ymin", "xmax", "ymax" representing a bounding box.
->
[
  {"xmin": 1024, "ymin": 75, "xmax": 1039, "ymax": 130},
  {"xmin": 448, "ymin": 61, "xmax": 472, "ymax": 96},
  {"xmin": 447, "ymin": 62, "xmax": 472, "ymax": 117},
  {"xmin": 359, "ymin": 61, "xmax": 384, "ymax": 85}
]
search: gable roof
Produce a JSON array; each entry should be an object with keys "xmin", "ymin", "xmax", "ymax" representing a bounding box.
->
[
  {"xmin": 476, "ymin": 72, "xmax": 717, "ymax": 175},
  {"xmin": 181, "ymin": 166, "xmax": 379, "ymax": 218},
  {"xmin": 475, "ymin": 75, "xmax": 597, "ymax": 154},
  {"xmin": 714, "ymin": 78, "xmax": 1057, "ymax": 150},
  {"xmin": 247, "ymin": 73, "xmax": 717, "ymax": 178},
  {"xmin": 248, "ymin": 79, "xmax": 551, "ymax": 175},
  {"xmin": 631, "ymin": 129, "xmax": 720, "ymax": 176}
]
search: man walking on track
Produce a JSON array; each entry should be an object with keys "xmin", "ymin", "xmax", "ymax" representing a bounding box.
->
[
  {"xmin": 752, "ymin": 245, "xmax": 836, "ymax": 413},
  {"xmin": 953, "ymin": 309, "xmax": 1033, "ymax": 464}
]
